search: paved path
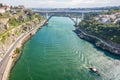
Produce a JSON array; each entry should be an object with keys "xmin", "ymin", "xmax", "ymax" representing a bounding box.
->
[
  {"xmin": 0, "ymin": 22, "xmax": 44, "ymax": 80},
  {"xmin": 78, "ymin": 29, "xmax": 120, "ymax": 50}
]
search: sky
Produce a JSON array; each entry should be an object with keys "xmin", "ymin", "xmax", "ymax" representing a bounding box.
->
[{"xmin": 0, "ymin": 0, "xmax": 120, "ymax": 8}]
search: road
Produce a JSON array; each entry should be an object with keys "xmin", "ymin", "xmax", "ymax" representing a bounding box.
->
[
  {"xmin": 0, "ymin": 21, "xmax": 44, "ymax": 80},
  {"xmin": 78, "ymin": 29, "xmax": 120, "ymax": 50}
]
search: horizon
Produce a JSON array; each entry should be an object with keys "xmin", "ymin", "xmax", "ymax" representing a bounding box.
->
[
  {"xmin": 31, "ymin": 5, "xmax": 120, "ymax": 9},
  {"xmin": 0, "ymin": 0, "xmax": 120, "ymax": 8}
]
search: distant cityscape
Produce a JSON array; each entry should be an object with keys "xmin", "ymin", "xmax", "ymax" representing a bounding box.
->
[
  {"xmin": 0, "ymin": 2, "xmax": 120, "ymax": 13},
  {"xmin": 32, "ymin": 5, "xmax": 120, "ymax": 11},
  {"xmin": 0, "ymin": 3, "xmax": 25, "ymax": 14}
]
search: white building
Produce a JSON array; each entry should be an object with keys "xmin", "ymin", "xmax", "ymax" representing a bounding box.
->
[
  {"xmin": 0, "ymin": 8, "xmax": 6, "ymax": 14},
  {"xmin": 0, "ymin": 4, "xmax": 10, "ymax": 14},
  {"xmin": 99, "ymin": 18, "xmax": 111, "ymax": 24}
]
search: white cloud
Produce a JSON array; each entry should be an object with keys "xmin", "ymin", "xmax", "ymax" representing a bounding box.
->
[{"xmin": 0, "ymin": 0, "xmax": 120, "ymax": 8}]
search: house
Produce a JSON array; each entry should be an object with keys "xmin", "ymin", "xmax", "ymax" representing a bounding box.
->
[
  {"xmin": 18, "ymin": 16, "xmax": 26, "ymax": 22},
  {"xmin": 94, "ymin": 17, "xmax": 99, "ymax": 21},
  {"xmin": 0, "ymin": 18, "xmax": 9, "ymax": 30},
  {"xmin": 113, "ymin": 18, "xmax": 120, "ymax": 24},
  {"xmin": 0, "ymin": 7, "xmax": 6, "ymax": 14},
  {"xmin": 110, "ymin": 15, "xmax": 116, "ymax": 20},
  {"xmin": 0, "ymin": 4, "xmax": 10, "ymax": 14},
  {"xmin": 11, "ymin": 5, "xmax": 25, "ymax": 13},
  {"xmin": 99, "ymin": 17, "xmax": 111, "ymax": 24},
  {"xmin": 3, "ymin": 5, "xmax": 10, "ymax": 11},
  {"xmin": 18, "ymin": 5, "xmax": 25, "ymax": 9}
]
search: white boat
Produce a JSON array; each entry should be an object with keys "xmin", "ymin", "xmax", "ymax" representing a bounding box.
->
[{"xmin": 89, "ymin": 67, "xmax": 100, "ymax": 76}]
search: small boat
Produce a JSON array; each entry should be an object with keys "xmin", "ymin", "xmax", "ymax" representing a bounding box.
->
[{"xmin": 89, "ymin": 67, "xmax": 100, "ymax": 76}]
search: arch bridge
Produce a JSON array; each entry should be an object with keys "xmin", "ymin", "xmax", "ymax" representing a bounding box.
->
[
  {"xmin": 34, "ymin": 9, "xmax": 104, "ymax": 27},
  {"xmin": 43, "ymin": 13, "xmax": 84, "ymax": 27}
]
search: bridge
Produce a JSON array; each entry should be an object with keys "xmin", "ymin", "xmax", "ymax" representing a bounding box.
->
[
  {"xmin": 33, "ymin": 9, "xmax": 105, "ymax": 27},
  {"xmin": 43, "ymin": 13, "xmax": 84, "ymax": 27}
]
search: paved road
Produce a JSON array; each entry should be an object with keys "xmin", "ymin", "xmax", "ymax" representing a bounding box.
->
[
  {"xmin": 78, "ymin": 29, "xmax": 120, "ymax": 50},
  {"xmin": 0, "ymin": 22, "xmax": 43, "ymax": 80}
]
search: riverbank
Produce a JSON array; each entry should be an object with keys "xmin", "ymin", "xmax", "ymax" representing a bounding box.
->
[
  {"xmin": 74, "ymin": 28, "xmax": 120, "ymax": 56},
  {"xmin": 2, "ymin": 20, "xmax": 45, "ymax": 80}
]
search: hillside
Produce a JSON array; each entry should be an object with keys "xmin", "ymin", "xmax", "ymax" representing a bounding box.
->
[
  {"xmin": 78, "ymin": 10, "xmax": 120, "ymax": 48},
  {"xmin": 0, "ymin": 6, "xmax": 44, "ymax": 60}
]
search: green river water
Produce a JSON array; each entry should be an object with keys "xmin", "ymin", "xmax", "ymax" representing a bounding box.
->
[{"xmin": 10, "ymin": 17, "xmax": 120, "ymax": 80}]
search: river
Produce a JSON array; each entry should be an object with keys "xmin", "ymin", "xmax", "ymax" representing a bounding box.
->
[{"xmin": 10, "ymin": 17, "xmax": 120, "ymax": 80}]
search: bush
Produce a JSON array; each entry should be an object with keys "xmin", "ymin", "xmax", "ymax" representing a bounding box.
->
[
  {"xmin": 1, "ymin": 35, "xmax": 7, "ymax": 43},
  {"xmin": 15, "ymin": 48, "xmax": 21, "ymax": 54},
  {"xmin": 0, "ymin": 12, "xmax": 10, "ymax": 18},
  {"xmin": 8, "ymin": 17, "xmax": 21, "ymax": 27},
  {"xmin": 1, "ymin": 33, "xmax": 9, "ymax": 43}
]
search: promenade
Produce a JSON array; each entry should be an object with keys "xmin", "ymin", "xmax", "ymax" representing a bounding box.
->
[{"xmin": 0, "ymin": 21, "xmax": 44, "ymax": 80}]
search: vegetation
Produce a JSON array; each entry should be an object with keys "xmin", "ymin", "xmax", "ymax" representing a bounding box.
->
[
  {"xmin": 104, "ymin": 10, "xmax": 120, "ymax": 15},
  {"xmin": 0, "ymin": 12, "xmax": 10, "ymax": 18},
  {"xmin": 8, "ymin": 17, "xmax": 22, "ymax": 27},
  {"xmin": 1, "ymin": 33, "xmax": 9, "ymax": 43},
  {"xmin": 84, "ymin": 12, "xmax": 100, "ymax": 20},
  {"xmin": 78, "ymin": 10, "xmax": 120, "ymax": 44},
  {"xmin": 34, "ymin": 13, "xmax": 43, "ymax": 22},
  {"xmin": 14, "ymin": 48, "xmax": 21, "ymax": 54},
  {"xmin": 0, "ymin": 7, "xmax": 44, "ymax": 46}
]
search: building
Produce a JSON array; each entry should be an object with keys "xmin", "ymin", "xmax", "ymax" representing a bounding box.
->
[
  {"xmin": 0, "ymin": 3, "xmax": 10, "ymax": 14},
  {"xmin": 18, "ymin": 5, "xmax": 25, "ymax": 9},
  {"xmin": 0, "ymin": 7, "xmax": 6, "ymax": 14},
  {"xmin": 11, "ymin": 5, "xmax": 25, "ymax": 13},
  {"xmin": 99, "ymin": 17, "xmax": 111, "ymax": 24}
]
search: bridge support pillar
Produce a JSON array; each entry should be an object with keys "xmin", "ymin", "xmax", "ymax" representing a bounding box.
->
[
  {"xmin": 74, "ymin": 16, "xmax": 79, "ymax": 27},
  {"xmin": 43, "ymin": 12, "xmax": 49, "ymax": 26}
]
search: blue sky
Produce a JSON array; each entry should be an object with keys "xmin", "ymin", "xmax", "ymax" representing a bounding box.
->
[{"xmin": 0, "ymin": 0, "xmax": 120, "ymax": 8}]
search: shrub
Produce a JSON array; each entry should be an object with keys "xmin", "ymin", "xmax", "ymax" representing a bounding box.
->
[{"xmin": 8, "ymin": 17, "xmax": 21, "ymax": 27}]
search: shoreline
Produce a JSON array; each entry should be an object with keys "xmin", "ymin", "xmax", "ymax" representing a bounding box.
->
[
  {"xmin": 74, "ymin": 28, "xmax": 120, "ymax": 56},
  {"xmin": 8, "ymin": 34, "xmax": 32, "ymax": 80},
  {"xmin": 2, "ymin": 20, "xmax": 45, "ymax": 80}
]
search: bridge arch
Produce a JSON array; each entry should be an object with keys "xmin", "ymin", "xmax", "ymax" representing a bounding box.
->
[{"xmin": 44, "ymin": 15, "xmax": 81, "ymax": 27}]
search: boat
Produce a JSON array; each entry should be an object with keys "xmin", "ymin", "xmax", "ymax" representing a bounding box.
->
[{"xmin": 89, "ymin": 67, "xmax": 100, "ymax": 76}]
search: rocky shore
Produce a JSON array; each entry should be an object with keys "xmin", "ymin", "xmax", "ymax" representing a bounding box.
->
[{"xmin": 74, "ymin": 28, "xmax": 120, "ymax": 55}]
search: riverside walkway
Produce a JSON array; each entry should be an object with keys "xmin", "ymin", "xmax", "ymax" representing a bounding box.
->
[
  {"xmin": 0, "ymin": 21, "xmax": 44, "ymax": 80},
  {"xmin": 77, "ymin": 29, "xmax": 120, "ymax": 54}
]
